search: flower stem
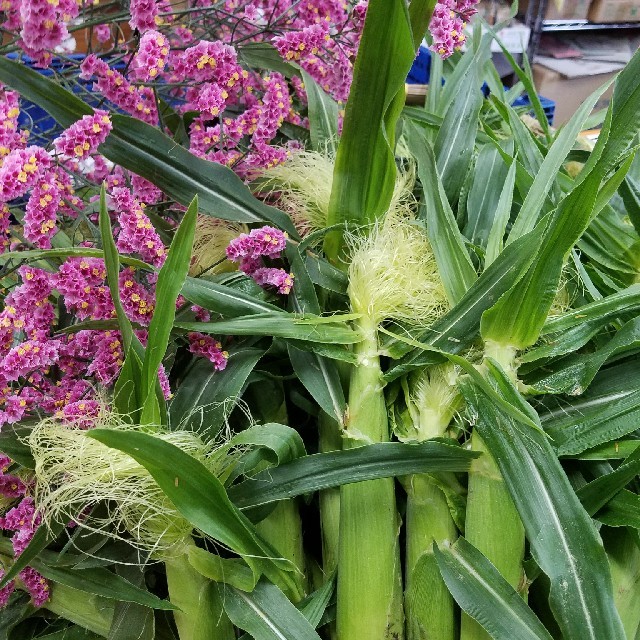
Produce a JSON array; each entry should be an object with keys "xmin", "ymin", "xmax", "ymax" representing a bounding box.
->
[{"xmin": 337, "ymin": 321, "xmax": 404, "ymax": 640}]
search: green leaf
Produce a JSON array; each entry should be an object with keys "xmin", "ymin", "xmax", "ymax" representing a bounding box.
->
[
  {"xmin": 434, "ymin": 537, "xmax": 553, "ymax": 640},
  {"xmin": 86, "ymin": 429, "xmax": 296, "ymax": 593},
  {"xmin": 228, "ymin": 440, "xmax": 478, "ymax": 510},
  {"xmin": 595, "ymin": 490, "xmax": 640, "ymax": 529},
  {"xmin": 464, "ymin": 143, "xmax": 511, "ymax": 251},
  {"xmin": 434, "ymin": 38, "xmax": 489, "ymax": 202},
  {"xmin": 31, "ymin": 563, "xmax": 176, "ymax": 611},
  {"xmin": 140, "ymin": 196, "xmax": 198, "ymax": 424},
  {"xmin": 297, "ymin": 575, "xmax": 335, "ymax": 629},
  {"xmin": 222, "ymin": 579, "xmax": 322, "ymax": 640},
  {"xmin": 174, "ymin": 314, "xmax": 361, "ymax": 344},
  {"xmin": 576, "ymin": 446, "xmax": 640, "ymax": 515},
  {"xmin": 237, "ymin": 42, "xmax": 300, "ymax": 77},
  {"xmin": 384, "ymin": 218, "xmax": 547, "ymax": 377},
  {"xmin": 0, "ymin": 57, "xmax": 297, "ymax": 236},
  {"xmin": 480, "ymin": 152, "xmax": 631, "ymax": 350},
  {"xmin": 301, "ymin": 71, "xmax": 338, "ymax": 156},
  {"xmin": 324, "ymin": 0, "xmax": 416, "ymax": 261},
  {"xmin": 181, "ymin": 276, "xmax": 282, "ymax": 317},
  {"xmin": 406, "ymin": 121, "xmax": 477, "ymax": 304},
  {"xmin": 113, "ymin": 344, "xmax": 144, "ymax": 419},
  {"xmin": 460, "ymin": 363, "xmax": 625, "ymax": 640},
  {"xmin": 540, "ymin": 361, "xmax": 640, "ymax": 455},
  {"xmin": 507, "ymin": 80, "xmax": 613, "ymax": 242},
  {"xmin": 187, "ymin": 547, "xmax": 258, "ymax": 592},
  {"xmin": 107, "ymin": 565, "xmax": 155, "ymax": 640},
  {"xmin": 619, "ymin": 174, "xmax": 640, "ymax": 235},
  {"xmin": 169, "ymin": 347, "xmax": 265, "ymax": 436},
  {"xmin": 0, "ymin": 424, "xmax": 35, "ymax": 468},
  {"xmin": 288, "ymin": 346, "xmax": 345, "ymax": 425},
  {"xmin": 229, "ymin": 423, "xmax": 306, "ymax": 467},
  {"xmin": 485, "ymin": 157, "xmax": 516, "ymax": 266},
  {"xmin": 0, "ymin": 248, "xmax": 151, "ymax": 272},
  {"xmin": 528, "ymin": 317, "xmax": 640, "ymax": 395}
]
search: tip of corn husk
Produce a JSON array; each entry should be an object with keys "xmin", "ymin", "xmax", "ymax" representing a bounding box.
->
[
  {"xmin": 347, "ymin": 211, "xmax": 448, "ymax": 327},
  {"xmin": 189, "ymin": 216, "xmax": 247, "ymax": 277}
]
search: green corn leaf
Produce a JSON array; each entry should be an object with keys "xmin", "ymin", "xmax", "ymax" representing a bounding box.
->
[
  {"xmin": 107, "ymin": 565, "xmax": 155, "ymax": 640},
  {"xmin": 174, "ymin": 314, "xmax": 360, "ymax": 344},
  {"xmin": 0, "ymin": 248, "xmax": 151, "ymax": 272},
  {"xmin": 297, "ymin": 574, "xmax": 335, "ymax": 629},
  {"xmin": 237, "ymin": 42, "xmax": 300, "ymax": 78},
  {"xmin": 464, "ymin": 144, "xmax": 511, "ymax": 250},
  {"xmin": 169, "ymin": 347, "xmax": 265, "ymax": 435},
  {"xmin": 0, "ymin": 423, "xmax": 35, "ymax": 468},
  {"xmin": 540, "ymin": 360, "xmax": 640, "ymax": 455},
  {"xmin": 221, "ymin": 579, "xmax": 322, "ymax": 640},
  {"xmin": 139, "ymin": 197, "xmax": 197, "ymax": 424},
  {"xmin": 29, "ymin": 563, "xmax": 177, "ymax": 611},
  {"xmin": 301, "ymin": 71, "xmax": 338, "ymax": 156},
  {"xmin": 406, "ymin": 121, "xmax": 477, "ymax": 304},
  {"xmin": 187, "ymin": 547, "xmax": 258, "ymax": 592},
  {"xmin": 288, "ymin": 345, "xmax": 346, "ymax": 425},
  {"xmin": 434, "ymin": 537, "xmax": 553, "ymax": 640},
  {"xmin": 384, "ymin": 217, "xmax": 547, "ymax": 377},
  {"xmin": 36, "ymin": 627, "xmax": 102, "ymax": 640},
  {"xmin": 528, "ymin": 316, "xmax": 640, "ymax": 395},
  {"xmin": 181, "ymin": 276, "xmax": 282, "ymax": 317},
  {"xmin": 485, "ymin": 157, "xmax": 517, "ymax": 266},
  {"xmin": 619, "ymin": 174, "xmax": 640, "ymax": 235},
  {"xmin": 113, "ymin": 344, "xmax": 144, "ymax": 419},
  {"xmin": 562, "ymin": 440, "xmax": 640, "ymax": 461},
  {"xmin": 86, "ymin": 429, "xmax": 297, "ymax": 593},
  {"xmin": 434, "ymin": 38, "xmax": 489, "ymax": 202},
  {"xmin": 324, "ymin": 0, "xmax": 416, "ymax": 261},
  {"xmin": 507, "ymin": 80, "xmax": 613, "ymax": 243},
  {"xmin": 227, "ymin": 440, "xmax": 478, "ymax": 510},
  {"xmin": 595, "ymin": 490, "xmax": 640, "ymax": 529},
  {"xmin": 460, "ymin": 362, "xmax": 625, "ymax": 640},
  {"xmin": 408, "ymin": 0, "xmax": 437, "ymax": 48},
  {"xmin": 229, "ymin": 423, "xmax": 306, "ymax": 467},
  {"xmin": 0, "ymin": 56, "xmax": 296, "ymax": 236},
  {"xmin": 576, "ymin": 446, "xmax": 640, "ymax": 515},
  {"xmin": 481, "ymin": 151, "xmax": 633, "ymax": 351}
]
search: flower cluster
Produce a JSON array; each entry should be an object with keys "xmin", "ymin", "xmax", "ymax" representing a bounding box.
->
[
  {"xmin": 53, "ymin": 110, "xmax": 113, "ymax": 160},
  {"xmin": 111, "ymin": 187, "xmax": 166, "ymax": 267},
  {"xmin": 226, "ymin": 225, "xmax": 294, "ymax": 294},
  {"xmin": 132, "ymin": 30, "xmax": 170, "ymax": 81},
  {"xmin": 18, "ymin": 0, "xmax": 79, "ymax": 66},
  {"xmin": 0, "ymin": 458, "xmax": 49, "ymax": 607},
  {"xmin": 80, "ymin": 56, "xmax": 158, "ymax": 125},
  {"xmin": 429, "ymin": 0, "xmax": 478, "ymax": 58},
  {"xmin": 24, "ymin": 173, "xmax": 61, "ymax": 248},
  {"xmin": 273, "ymin": 23, "xmax": 330, "ymax": 62},
  {"xmin": 188, "ymin": 333, "xmax": 229, "ymax": 370},
  {"xmin": 0, "ymin": 147, "xmax": 51, "ymax": 203},
  {"xmin": 0, "ymin": 91, "xmax": 27, "ymax": 160}
]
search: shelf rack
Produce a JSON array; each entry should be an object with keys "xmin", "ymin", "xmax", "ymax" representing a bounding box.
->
[{"xmin": 523, "ymin": 0, "xmax": 640, "ymax": 59}]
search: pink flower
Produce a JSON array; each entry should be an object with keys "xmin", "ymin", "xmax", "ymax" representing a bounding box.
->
[
  {"xmin": 0, "ymin": 569, "xmax": 15, "ymax": 608},
  {"xmin": 19, "ymin": 567, "xmax": 49, "ymax": 607},
  {"xmin": 273, "ymin": 23, "xmax": 330, "ymax": 62},
  {"xmin": 0, "ymin": 146, "xmax": 51, "ymax": 203},
  {"xmin": 429, "ymin": 0, "xmax": 475, "ymax": 59},
  {"xmin": 188, "ymin": 332, "xmax": 228, "ymax": 370},
  {"xmin": 61, "ymin": 399, "xmax": 101, "ymax": 430},
  {"xmin": 129, "ymin": 0, "xmax": 160, "ymax": 32},
  {"xmin": 119, "ymin": 268, "xmax": 156, "ymax": 325},
  {"xmin": 24, "ymin": 172, "xmax": 61, "ymax": 249},
  {"xmin": 94, "ymin": 23, "xmax": 111, "ymax": 43},
  {"xmin": 132, "ymin": 30, "xmax": 170, "ymax": 81},
  {"xmin": 0, "ymin": 474, "xmax": 26, "ymax": 498},
  {"xmin": 252, "ymin": 267, "xmax": 294, "ymax": 295},
  {"xmin": 53, "ymin": 110, "xmax": 113, "ymax": 160},
  {"xmin": 112, "ymin": 188, "xmax": 166, "ymax": 267},
  {"xmin": 0, "ymin": 339, "xmax": 60, "ymax": 382}
]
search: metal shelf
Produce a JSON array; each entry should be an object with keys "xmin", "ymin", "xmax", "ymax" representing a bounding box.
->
[{"xmin": 542, "ymin": 20, "xmax": 640, "ymax": 31}]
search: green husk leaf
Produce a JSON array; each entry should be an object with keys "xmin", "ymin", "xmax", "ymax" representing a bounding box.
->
[{"xmin": 434, "ymin": 537, "xmax": 553, "ymax": 640}]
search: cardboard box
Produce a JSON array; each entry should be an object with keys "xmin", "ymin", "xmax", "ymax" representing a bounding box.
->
[
  {"xmin": 520, "ymin": 0, "xmax": 591, "ymax": 20},
  {"xmin": 588, "ymin": 0, "xmax": 640, "ymax": 22},
  {"xmin": 532, "ymin": 63, "xmax": 616, "ymax": 124}
]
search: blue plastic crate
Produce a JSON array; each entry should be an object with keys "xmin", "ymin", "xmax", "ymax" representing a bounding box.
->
[
  {"xmin": 511, "ymin": 93, "xmax": 555, "ymax": 126},
  {"xmin": 407, "ymin": 45, "xmax": 432, "ymax": 84}
]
